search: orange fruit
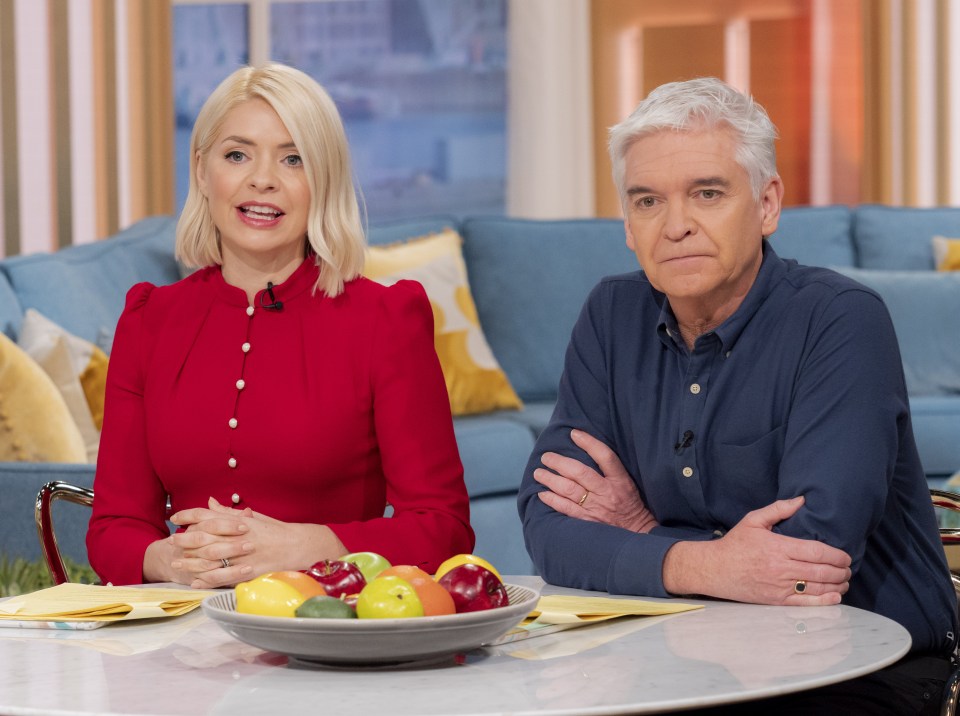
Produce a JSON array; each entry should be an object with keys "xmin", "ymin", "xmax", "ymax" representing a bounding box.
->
[
  {"xmin": 266, "ymin": 570, "xmax": 329, "ymax": 600},
  {"xmin": 380, "ymin": 565, "xmax": 456, "ymax": 616}
]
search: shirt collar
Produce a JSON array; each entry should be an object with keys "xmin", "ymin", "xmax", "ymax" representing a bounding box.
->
[
  {"xmin": 213, "ymin": 257, "xmax": 318, "ymax": 308},
  {"xmin": 656, "ymin": 240, "xmax": 786, "ymax": 353}
]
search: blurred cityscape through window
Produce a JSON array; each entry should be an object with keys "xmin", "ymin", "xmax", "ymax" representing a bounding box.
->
[{"xmin": 173, "ymin": 0, "xmax": 507, "ymax": 222}]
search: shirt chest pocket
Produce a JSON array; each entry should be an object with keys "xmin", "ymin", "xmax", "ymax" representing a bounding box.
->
[{"xmin": 709, "ymin": 425, "xmax": 786, "ymax": 507}]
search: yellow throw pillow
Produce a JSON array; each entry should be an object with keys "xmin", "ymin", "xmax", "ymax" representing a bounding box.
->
[
  {"xmin": 0, "ymin": 332, "xmax": 87, "ymax": 462},
  {"xmin": 933, "ymin": 236, "xmax": 960, "ymax": 271},
  {"xmin": 365, "ymin": 230, "xmax": 522, "ymax": 416},
  {"xmin": 17, "ymin": 309, "xmax": 109, "ymax": 463}
]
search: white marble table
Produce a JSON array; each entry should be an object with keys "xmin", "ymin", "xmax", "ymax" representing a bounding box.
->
[{"xmin": 0, "ymin": 576, "xmax": 911, "ymax": 715}]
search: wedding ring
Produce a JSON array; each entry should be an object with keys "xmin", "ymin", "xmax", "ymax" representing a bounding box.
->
[
  {"xmin": 794, "ymin": 580, "xmax": 806, "ymax": 594},
  {"xmin": 221, "ymin": 557, "xmax": 231, "ymax": 569},
  {"xmin": 578, "ymin": 491, "xmax": 589, "ymax": 506}
]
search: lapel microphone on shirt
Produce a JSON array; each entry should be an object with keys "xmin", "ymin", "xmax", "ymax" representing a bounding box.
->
[
  {"xmin": 260, "ymin": 281, "xmax": 284, "ymax": 311},
  {"xmin": 674, "ymin": 430, "xmax": 694, "ymax": 455}
]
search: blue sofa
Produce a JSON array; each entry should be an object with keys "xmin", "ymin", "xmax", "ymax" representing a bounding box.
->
[{"xmin": 2, "ymin": 206, "xmax": 959, "ymax": 577}]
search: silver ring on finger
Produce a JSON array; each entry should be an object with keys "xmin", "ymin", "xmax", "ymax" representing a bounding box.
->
[{"xmin": 221, "ymin": 557, "xmax": 231, "ymax": 569}]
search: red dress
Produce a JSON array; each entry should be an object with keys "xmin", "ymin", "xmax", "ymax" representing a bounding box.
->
[{"xmin": 87, "ymin": 259, "xmax": 474, "ymax": 585}]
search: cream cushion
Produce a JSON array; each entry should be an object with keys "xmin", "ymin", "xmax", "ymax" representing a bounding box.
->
[{"xmin": 17, "ymin": 309, "xmax": 109, "ymax": 463}]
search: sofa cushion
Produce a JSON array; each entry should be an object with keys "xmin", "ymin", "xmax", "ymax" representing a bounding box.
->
[
  {"xmin": 452, "ymin": 414, "xmax": 536, "ymax": 575},
  {"xmin": 492, "ymin": 400, "xmax": 556, "ymax": 438},
  {"xmin": 453, "ymin": 413, "xmax": 534, "ymax": 498},
  {"xmin": 834, "ymin": 267, "xmax": 960, "ymax": 396},
  {"xmin": 933, "ymin": 236, "xmax": 960, "ymax": 271},
  {"xmin": 18, "ymin": 309, "xmax": 108, "ymax": 463},
  {"xmin": 470, "ymin": 495, "xmax": 535, "ymax": 575},
  {"xmin": 460, "ymin": 217, "xmax": 636, "ymax": 402},
  {"xmin": 0, "ymin": 332, "xmax": 87, "ymax": 463},
  {"xmin": 365, "ymin": 229, "xmax": 522, "ymax": 416},
  {"xmin": 0, "ymin": 272, "xmax": 21, "ymax": 341},
  {"xmin": 0, "ymin": 463, "xmax": 95, "ymax": 563},
  {"xmin": 909, "ymin": 396, "xmax": 960, "ymax": 478},
  {"xmin": 1, "ymin": 216, "xmax": 180, "ymax": 348},
  {"xmin": 366, "ymin": 216, "xmax": 459, "ymax": 247},
  {"xmin": 768, "ymin": 205, "xmax": 855, "ymax": 268},
  {"xmin": 854, "ymin": 205, "xmax": 960, "ymax": 270}
]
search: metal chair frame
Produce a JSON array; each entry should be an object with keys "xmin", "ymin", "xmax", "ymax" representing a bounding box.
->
[
  {"xmin": 34, "ymin": 480, "xmax": 94, "ymax": 585},
  {"xmin": 931, "ymin": 488, "xmax": 960, "ymax": 716}
]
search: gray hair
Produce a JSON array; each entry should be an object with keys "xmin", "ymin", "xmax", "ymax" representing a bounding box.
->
[{"xmin": 608, "ymin": 77, "xmax": 779, "ymax": 204}]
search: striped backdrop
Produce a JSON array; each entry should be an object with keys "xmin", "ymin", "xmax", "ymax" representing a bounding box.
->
[
  {"xmin": 857, "ymin": 0, "xmax": 958, "ymax": 206},
  {"xmin": 1, "ymin": 1, "xmax": 958, "ymax": 258},
  {"xmin": 0, "ymin": 0, "xmax": 173, "ymax": 258}
]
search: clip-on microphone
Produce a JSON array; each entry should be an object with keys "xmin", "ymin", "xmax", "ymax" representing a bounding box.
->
[{"xmin": 260, "ymin": 281, "xmax": 284, "ymax": 311}]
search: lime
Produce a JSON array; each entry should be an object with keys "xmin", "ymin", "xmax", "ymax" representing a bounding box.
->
[{"xmin": 295, "ymin": 596, "xmax": 357, "ymax": 619}]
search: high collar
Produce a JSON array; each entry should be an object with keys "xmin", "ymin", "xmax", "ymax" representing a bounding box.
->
[{"xmin": 211, "ymin": 257, "xmax": 319, "ymax": 308}]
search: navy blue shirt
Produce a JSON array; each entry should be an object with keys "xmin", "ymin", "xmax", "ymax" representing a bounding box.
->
[{"xmin": 518, "ymin": 243, "xmax": 958, "ymax": 654}]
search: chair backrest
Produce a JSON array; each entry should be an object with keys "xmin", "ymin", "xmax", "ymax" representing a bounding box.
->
[{"xmin": 34, "ymin": 481, "xmax": 94, "ymax": 585}]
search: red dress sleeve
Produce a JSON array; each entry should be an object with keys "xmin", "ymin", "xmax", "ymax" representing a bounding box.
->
[
  {"xmin": 86, "ymin": 283, "xmax": 171, "ymax": 585},
  {"xmin": 327, "ymin": 280, "xmax": 475, "ymax": 571}
]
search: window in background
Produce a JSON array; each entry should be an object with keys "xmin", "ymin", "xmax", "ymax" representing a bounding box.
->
[
  {"xmin": 173, "ymin": 3, "xmax": 249, "ymax": 210},
  {"xmin": 173, "ymin": 0, "xmax": 507, "ymax": 222}
]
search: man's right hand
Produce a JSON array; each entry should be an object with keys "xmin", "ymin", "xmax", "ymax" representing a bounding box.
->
[{"xmin": 662, "ymin": 496, "xmax": 852, "ymax": 606}]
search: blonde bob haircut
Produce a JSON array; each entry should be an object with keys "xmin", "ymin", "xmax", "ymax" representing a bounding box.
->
[{"xmin": 176, "ymin": 63, "xmax": 365, "ymax": 297}]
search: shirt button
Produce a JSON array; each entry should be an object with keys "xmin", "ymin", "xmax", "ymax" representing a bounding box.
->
[
  {"xmin": 231, "ymin": 493, "xmax": 241, "ymax": 504},
  {"xmin": 690, "ymin": 383, "xmax": 701, "ymax": 394},
  {"xmin": 713, "ymin": 529, "xmax": 725, "ymax": 537},
  {"xmin": 236, "ymin": 379, "xmax": 245, "ymax": 390},
  {"xmin": 242, "ymin": 342, "xmax": 251, "ymax": 353},
  {"xmin": 246, "ymin": 306, "xmax": 254, "ymax": 317},
  {"xmin": 228, "ymin": 418, "xmax": 238, "ymax": 429},
  {"xmin": 228, "ymin": 457, "xmax": 237, "ymax": 468},
  {"xmin": 682, "ymin": 466, "xmax": 694, "ymax": 478},
  {"xmin": 725, "ymin": 351, "xmax": 731, "ymax": 358}
]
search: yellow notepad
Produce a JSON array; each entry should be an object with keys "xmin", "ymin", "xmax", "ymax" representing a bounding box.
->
[
  {"xmin": 529, "ymin": 594, "xmax": 702, "ymax": 625},
  {"xmin": 0, "ymin": 583, "xmax": 217, "ymax": 626},
  {"xmin": 493, "ymin": 594, "xmax": 703, "ymax": 645}
]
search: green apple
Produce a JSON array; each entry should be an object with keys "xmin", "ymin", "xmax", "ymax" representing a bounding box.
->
[
  {"xmin": 339, "ymin": 551, "xmax": 391, "ymax": 582},
  {"xmin": 356, "ymin": 575, "xmax": 424, "ymax": 619}
]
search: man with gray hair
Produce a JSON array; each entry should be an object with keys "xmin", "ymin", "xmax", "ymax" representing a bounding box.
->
[{"xmin": 518, "ymin": 77, "xmax": 956, "ymax": 712}]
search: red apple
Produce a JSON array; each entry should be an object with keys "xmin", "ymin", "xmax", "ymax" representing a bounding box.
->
[
  {"xmin": 305, "ymin": 559, "xmax": 367, "ymax": 599},
  {"xmin": 437, "ymin": 563, "xmax": 509, "ymax": 613}
]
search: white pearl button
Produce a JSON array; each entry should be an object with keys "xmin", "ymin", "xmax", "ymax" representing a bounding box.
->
[
  {"xmin": 236, "ymin": 379, "xmax": 245, "ymax": 390},
  {"xmin": 690, "ymin": 383, "xmax": 701, "ymax": 394},
  {"xmin": 228, "ymin": 418, "xmax": 238, "ymax": 429},
  {"xmin": 682, "ymin": 466, "xmax": 694, "ymax": 478},
  {"xmin": 246, "ymin": 306, "xmax": 254, "ymax": 316},
  {"xmin": 242, "ymin": 342, "xmax": 251, "ymax": 353},
  {"xmin": 231, "ymin": 493, "xmax": 240, "ymax": 504},
  {"xmin": 228, "ymin": 457, "xmax": 237, "ymax": 468}
]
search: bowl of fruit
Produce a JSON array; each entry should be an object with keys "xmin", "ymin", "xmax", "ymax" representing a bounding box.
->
[{"xmin": 202, "ymin": 553, "xmax": 539, "ymax": 666}]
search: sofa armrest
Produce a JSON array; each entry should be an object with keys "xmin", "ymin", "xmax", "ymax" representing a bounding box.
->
[{"xmin": 0, "ymin": 462, "xmax": 95, "ymax": 564}]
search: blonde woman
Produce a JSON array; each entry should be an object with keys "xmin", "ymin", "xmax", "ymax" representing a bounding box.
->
[{"xmin": 88, "ymin": 63, "xmax": 473, "ymax": 587}]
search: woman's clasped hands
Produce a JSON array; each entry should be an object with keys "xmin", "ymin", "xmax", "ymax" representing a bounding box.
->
[{"xmin": 164, "ymin": 497, "xmax": 345, "ymax": 589}]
